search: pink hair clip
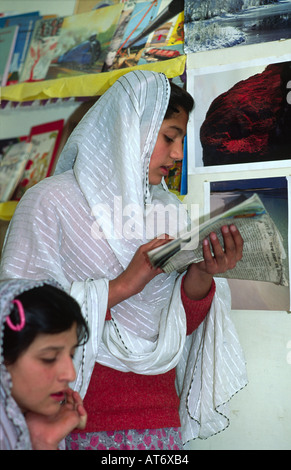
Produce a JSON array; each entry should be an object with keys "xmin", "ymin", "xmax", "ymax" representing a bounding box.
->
[{"xmin": 6, "ymin": 299, "xmax": 26, "ymax": 332}]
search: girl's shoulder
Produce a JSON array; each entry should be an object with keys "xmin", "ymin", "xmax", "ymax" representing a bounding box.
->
[{"xmin": 19, "ymin": 170, "xmax": 83, "ymax": 208}]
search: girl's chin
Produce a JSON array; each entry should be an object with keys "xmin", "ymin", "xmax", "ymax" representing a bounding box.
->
[
  {"xmin": 32, "ymin": 400, "xmax": 62, "ymax": 417},
  {"xmin": 149, "ymin": 176, "xmax": 163, "ymax": 185}
]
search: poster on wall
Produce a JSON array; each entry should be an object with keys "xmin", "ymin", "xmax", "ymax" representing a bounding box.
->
[
  {"xmin": 73, "ymin": 1, "xmax": 185, "ymax": 72},
  {"xmin": 184, "ymin": 0, "xmax": 291, "ymax": 54},
  {"xmin": 20, "ymin": 5, "xmax": 123, "ymax": 82},
  {"xmin": 205, "ymin": 176, "xmax": 290, "ymax": 311},
  {"xmin": 187, "ymin": 56, "xmax": 291, "ymax": 174},
  {"xmin": 104, "ymin": 0, "xmax": 184, "ymax": 72}
]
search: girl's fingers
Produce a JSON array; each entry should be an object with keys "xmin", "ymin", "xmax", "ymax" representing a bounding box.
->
[
  {"xmin": 210, "ymin": 231, "xmax": 227, "ymax": 262},
  {"xmin": 144, "ymin": 234, "xmax": 174, "ymax": 251},
  {"xmin": 64, "ymin": 388, "xmax": 74, "ymax": 405},
  {"xmin": 202, "ymin": 238, "xmax": 218, "ymax": 273},
  {"xmin": 202, "ymin": 225, "xmax": 244, "ymax": 274},
  {"xmin": 221, "ymin": 225, "xmax": 237, "ymax": 269},
  {"xmin": 71, "ymin": 391, "xmax": 83, "ymax": 407},
  {"xmin": 229, "ymin": 225, "xmax": 244, "ymax": 260},
  {"xmin": 76, "ymin": 405, "xmax": 87, "ymax": 429}
]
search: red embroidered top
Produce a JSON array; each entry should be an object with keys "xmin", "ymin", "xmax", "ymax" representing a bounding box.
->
[{"xmin": 78, "ymin": 278, "xmax": 216, "ymax": 432}]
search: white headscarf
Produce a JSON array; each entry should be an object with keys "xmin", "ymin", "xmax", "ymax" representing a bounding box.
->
[{"xmin": 56, "ymin": 69, "xmax": 180, "ymax": 265}]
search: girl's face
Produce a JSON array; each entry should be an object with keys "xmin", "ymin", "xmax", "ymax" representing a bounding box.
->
[
  {"xmin": 149, "ymin": 107, "xmax": 188, "ymax": 185},
  {"xmin": 6, "ymin": 324, "xmax": 78, "ymax": 416}
]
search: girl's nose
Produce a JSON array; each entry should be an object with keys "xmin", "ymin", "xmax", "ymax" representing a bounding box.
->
[
  {"xmin": 170, "ymin": 141, "xmax": 184, "ymax": 161},
  {"xmin": 59, "ymin": 356, "xmax": 76, "ymax": 383}
]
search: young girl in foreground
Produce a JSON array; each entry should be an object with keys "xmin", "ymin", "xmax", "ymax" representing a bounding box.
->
[{"xmin": 0, "ymin": 279, "xmax": 89, "ymax": 450}]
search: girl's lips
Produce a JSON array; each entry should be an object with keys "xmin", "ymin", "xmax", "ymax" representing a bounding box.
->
[
  {"xmin": 160, "ymin": 166, "xmax": 171, "ymax": 176},
  {"xmin": 51, "ymin": 391, "xmax": 65, "ymax": 402}
]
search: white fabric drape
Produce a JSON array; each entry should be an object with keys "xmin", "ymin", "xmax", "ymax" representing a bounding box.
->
[
  {"xmin": 100, "ymin": 275, "xmax": 186, "ymax": 375},
  {"xmin": 176, "ymin": 279, "xmax": 247, "ymax": 443},
  {"xmin": 0, "ymin": 71, "xmax": 247, "ymax": 443},
  {"xmin": 70, "ymin": 278, "xmax": 109, "ymax": 399}
]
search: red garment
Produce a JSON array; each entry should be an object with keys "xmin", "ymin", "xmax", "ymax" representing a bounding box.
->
[{"xmin": 79, "ymin": 278, "xmax": 216, "ymax": 433}]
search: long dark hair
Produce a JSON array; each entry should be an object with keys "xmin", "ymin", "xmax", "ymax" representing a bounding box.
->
[
  {"xmin": 164, "ymin": 81, "xmax": 194, "ymax": 119},
  {"xmin": 3, "ymin": 285, "xmax": 89, "ymax": 365}
]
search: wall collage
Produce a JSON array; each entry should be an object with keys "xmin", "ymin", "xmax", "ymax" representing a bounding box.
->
[
  {"xmin": 1, "ymin": 0, "xmax": 290, "ymax": 312},
  {"xmin": 184, "ymin": 0, "xmax": 291, "ymax": 313}
]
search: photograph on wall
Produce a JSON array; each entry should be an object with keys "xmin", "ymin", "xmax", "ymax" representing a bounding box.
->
[
  {"xmin": 187, "ymin": 57, "xmax": 291, "ymax": 174},
  {"xmin": 206, "ymin": 176, "xmax": 290, "ymax": 311},
  {"xmin": 184, "ymin": 0, "xmax": 291, "ymax": 54}
]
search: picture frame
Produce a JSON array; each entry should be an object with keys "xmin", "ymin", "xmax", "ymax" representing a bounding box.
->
[
  {"xmin": 184, "ymin": 0, "xmax": 291, "ymax": 54},
  {"xmin": 186, "ymin": 53, "xmax": 291, "ymax": 174},
  {"xmin": 204, "ymin": 175, "xmax": 290, "ymax": 311}
]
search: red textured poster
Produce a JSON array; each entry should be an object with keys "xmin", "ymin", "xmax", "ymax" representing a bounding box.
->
[{"xmin": 187, "ymin": 56, "xmax": 291, "ymax": 174}]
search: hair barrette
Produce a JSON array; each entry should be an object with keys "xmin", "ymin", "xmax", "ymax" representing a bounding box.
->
[{"xmin": 6, "ymin": 299, "xmax": 26, "ymax": 332}]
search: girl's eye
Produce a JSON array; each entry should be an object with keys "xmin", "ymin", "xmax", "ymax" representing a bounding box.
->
[
  {"xmin": 41, "ymin": 357, "xmax": 57, "ymax": 364},
  {"xmin": 165, "ymin": 135, "xmax": 173, "ymax": 143},
  {"xmin": 70, "ymin": 348, "xmax": 76, "ymax": 360}
]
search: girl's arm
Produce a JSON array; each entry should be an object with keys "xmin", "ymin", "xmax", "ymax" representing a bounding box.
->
[{"xmin": 107, "ymin": 236, "xmax": 172, "ymax": 310}]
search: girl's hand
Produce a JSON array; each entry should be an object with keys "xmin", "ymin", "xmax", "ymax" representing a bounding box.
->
[
  {"xmin": 25, "ymin": 389, "xmax": 87, "ymax": 450},
  {"xmin": 200, "ymin": 224, "xmax": 244, "ymax": 275},
  {"xmin": 183, "ymin": 225, "xmax": 244, "ymax": 300},
  {"xmin": 108, "ymin": 235, "xmax": 172, "ymax": 309}
]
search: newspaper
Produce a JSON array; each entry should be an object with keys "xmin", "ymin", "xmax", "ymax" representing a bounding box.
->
[{"xmin": 147, "ymin": 193, "xmax": 288, "ymax": 286}]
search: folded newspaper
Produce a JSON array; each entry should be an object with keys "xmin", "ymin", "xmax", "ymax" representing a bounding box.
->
[{"xmin": 147, "ymin": 193, "xmax": 288, "ymax": 286}]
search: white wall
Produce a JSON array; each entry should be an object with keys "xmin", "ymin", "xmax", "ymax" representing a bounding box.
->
[
  {"xmin": 0, "ymin": 0, "xmax": 75, "ymax": 17},
  {"xmin": 186, "ymin": 309, "xmax": 291, "ymax": 450},
  {"xmin": 2, "ymin": 0, "xmax": 291, "ymax": 450}
]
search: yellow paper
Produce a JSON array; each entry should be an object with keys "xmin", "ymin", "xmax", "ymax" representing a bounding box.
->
[
  {"xmin": 168, "ymin": 12, "xmax": 184, "ymax": 45},
  {"xmin": 0, "ymin": 201, "xmax": 18, "ymax": 221},
  {"xmin": 0, "ymin": 55, "xmax": 186, "ymax": 103}
]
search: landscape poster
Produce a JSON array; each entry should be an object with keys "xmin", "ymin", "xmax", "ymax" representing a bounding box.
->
[{"xmin": 184, "ymin": 0, "xmax": 291, "ymax": 53}]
